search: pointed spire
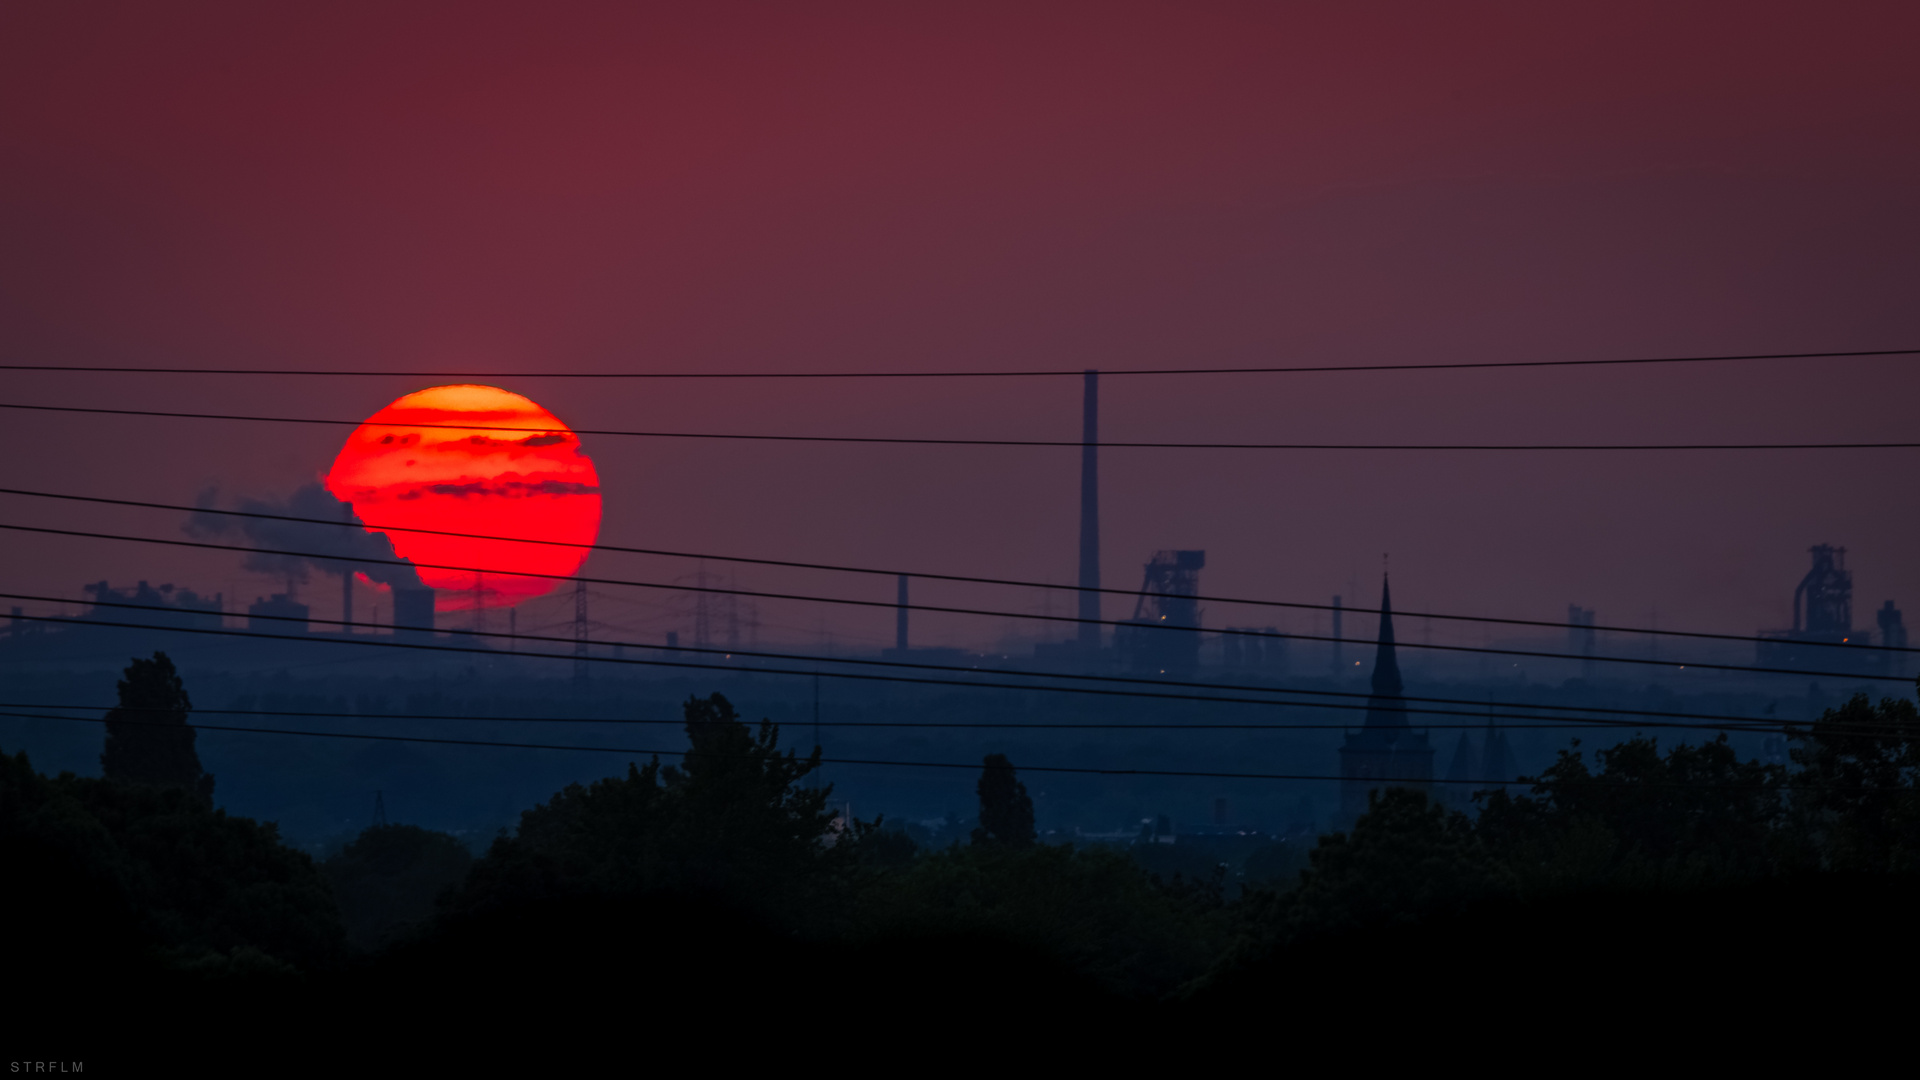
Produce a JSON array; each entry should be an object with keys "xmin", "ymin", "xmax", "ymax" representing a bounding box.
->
[
  {"xmin": 1444, "ymin": 730, "xmax": 1477, "ymax": 809},
  {"xmin": 1370, "ymin": 573, "xmax": 1402, "ymax": 697},
  {"xmin": 1481, "ymin": 708, "xmax": 1517, "ymax": 785},
  {"xmin": 1445, "ymin": 731, "xmax": 1476, "ymax": 784}
]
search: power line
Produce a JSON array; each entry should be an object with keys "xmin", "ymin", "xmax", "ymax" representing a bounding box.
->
[
  {"xmin": 0, "ymin": 708, "xmax": 1723, "ymax": 787},
  {"xmin": 5, "ymin": 523, "xmax": 1912, "ymax": 682},
  {"xmin": 2, "ymin": 699, "xmax": 1805, "ymax": 736},
  {"xmin": 7, "ymin": 524, "xmax": 1906, "ymax": 683},
  {"xmin": 11, "ymin": 610, "xmax": 1339, "ymax": 715},
  {"xmin": 3, "ymin": 401, "xmax": 1913, "ymax": 451},
  {"xmin": 2, "ymin": 345, "xmax": 1913, "ymax": 379},
  {"xmin": 0, "ymin": 598, "xmax": 1881, "ymax": 729},
  {"xmin": 12, "ymin": 708, "xmax": 1881, "ymax": 794},
  {"xmin": 0, "ymin": 606, "xmax": 1620, "ymax": 722},
  {"xmin": 3, "ymin": 485, "xmax": 1907, "ymax": 655}
]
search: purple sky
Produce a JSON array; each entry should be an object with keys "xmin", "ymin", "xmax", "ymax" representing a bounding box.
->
[{"xmin": 2, "ymin": 2, "xmax": 1916, "ymax": 655}]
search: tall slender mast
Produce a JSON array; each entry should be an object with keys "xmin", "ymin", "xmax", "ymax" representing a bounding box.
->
[
  {"xmin": 1076, "ymin": 369, "xmax": 1101, "ymax": 654},
  {"xmin": 572, "ymin": 579, "xmax": 588, "ymax": 687},
  {"xmin": 895, "ymin": 574, "xmax": 910, "ymax": 652},
  {"xmin": 340, "ymin": 503, "xmax": 353, "ymax": 635}
]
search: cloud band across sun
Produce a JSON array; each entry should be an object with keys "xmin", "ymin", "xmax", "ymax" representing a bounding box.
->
[{"xmin": 325, "ymin": 385, "xmax": 602, "ymax": 611}]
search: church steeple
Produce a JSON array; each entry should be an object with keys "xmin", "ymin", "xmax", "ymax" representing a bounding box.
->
[
  {"xmin": 1337, "ymin": 570, "xmax": 1432, "ymax": 825},
  {"xmin": 1370, "ymin": 573, "xmax": 1403, "ymax": 698}
]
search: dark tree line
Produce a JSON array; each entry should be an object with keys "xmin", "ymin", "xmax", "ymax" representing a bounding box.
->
[
  {"xmin": 8, "ymin": 650, "xmax": 1920, "ymax": 1002},
  {"xmin": 1219, "ymin": 691, "xmax": 1920, "ymax": 971}
]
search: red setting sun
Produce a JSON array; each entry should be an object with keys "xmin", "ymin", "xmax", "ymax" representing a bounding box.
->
[{"xmin": 325, "ymin": 385, "xmax": 601, "ymax": 611}]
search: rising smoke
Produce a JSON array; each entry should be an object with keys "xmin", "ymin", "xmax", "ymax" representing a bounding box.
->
[{"xmin": 185, "ymin": 483, "xmax": 424, "ymax": 589}]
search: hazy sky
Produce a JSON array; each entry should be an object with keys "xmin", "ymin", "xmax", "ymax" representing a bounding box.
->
[{"xmin": 3, "ymin": 2, "xmax": 1916, "ymax": 655}]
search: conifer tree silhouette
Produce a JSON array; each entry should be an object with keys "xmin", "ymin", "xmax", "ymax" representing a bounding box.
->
[
  {"xmin": 971, "ymin": 753, "xmax": 1036, "ymax": 846},
  {"xmin": 100, "ymin": 651, "xmax": 214, "ymax": 805}
]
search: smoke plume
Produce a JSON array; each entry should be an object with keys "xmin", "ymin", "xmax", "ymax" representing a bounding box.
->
[{"xmin": 186, "ymin": 483, "xmax": 425, "ymax": 589}]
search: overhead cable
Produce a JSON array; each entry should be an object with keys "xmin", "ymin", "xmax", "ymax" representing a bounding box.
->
[
  {"xmin": 3, "ymin": 599, "xmax": 1891, "ymax": 730},
  {"xmin": 6, "ymin": 593, "xmax": 1804, "ymax": 725},
  {"xmin": 0, "ymin": 709, "xmax": 1762, "ymax": 789},
  {"xmin": 1, "ymin": 700, "xmax": 1819, "ymax": 736},
  {"xmin": 2, "ymin": 345, "xmax": 1912, "ymax": 379},
  {"xmin": 4, "ymin": 524, "xmax": 1910, "ymax": 682},
  {"xmin": 2, "ymin": 402, "xmax": 1912, "ymax": 451},
  {"xmin": 2, "ymin": 485, "xmax": 1906, "ymax": 655}
]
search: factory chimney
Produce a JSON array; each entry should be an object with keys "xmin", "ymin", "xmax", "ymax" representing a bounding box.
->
[
  {"xmin": 1077, "ymin": 369, "xmax": 1101, "ymax": 654},
  {"xmin": 340, "ymin": 503, "xmax": 354, "ymax": 635},
  {"xmin": 1331, "ymin": 595, "xmax": 1344, "ymax": 671},
  {"xmin": 896, "ymin": 574, "xmax": 910, "ymax": 652}
]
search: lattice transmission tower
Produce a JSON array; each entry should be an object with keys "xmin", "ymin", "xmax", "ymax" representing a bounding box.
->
[{"xmin": 573, "ymin": 578, "xmax": 589, "ymax": 687}]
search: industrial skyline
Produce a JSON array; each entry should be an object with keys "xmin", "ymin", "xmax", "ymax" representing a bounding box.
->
[
  {"xmin": 3, "ymin": 4, "xmax": 1917, "ymax": 658},
  {"xmin": 7, "ymin": 6, "xmax": 1920, "ymax": 1052},
  {"xmin": 4, "ymin": 360, "xmax": 1909, "ymax": 683}
]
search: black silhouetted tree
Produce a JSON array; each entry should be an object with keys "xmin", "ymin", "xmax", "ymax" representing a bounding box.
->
[
  {"xmin": 1239, "ymin": 840, "xmax": 1310, "ymax": 887},
  {"xmin": 322, "ymin": 824, "xmax": 474, "ymax": 951},
  {"xmin": 451, "ymin": 693, "xmax": 845, "ymax": 923},
  {"xmin": 663, "ymin": 693, "xmax": 843, "ymax": 893},
  {"xmin": 1785, "ymin": 691, "xmax": 1920, "ymax": 873},
  {"xmin": 100, "ymin": 652, "xmax": 214, "ymax": 805},
  {"xmin": 1279, "ymin": 787, "xmax": 1505, "ymax": 942},
  {"xmin": 1, "ymin": 745, "xmax": 343, "ymax": 971},
  {"xmin": 857, "ymin": 841, "xmax": 1222, "ymax": 999},
  {"xmin": 854, "ymin": 826, "xmax": 919, "ymax": 869},
  {"xmin": 971, "ymin": 753, "xmax": 1035, "ymax": 847},
  {"xmin": 1477, "ymin": 734, "xmax": 1785, "ymax": 888}
]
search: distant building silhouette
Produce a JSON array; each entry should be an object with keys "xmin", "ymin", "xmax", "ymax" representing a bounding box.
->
[
  {"xmin": 247, "ymin": 593, "xmax": 309, "ymax": 633},
  {"xmin": 1116, "ymin": 550, "xmax": 1205, "ymax": 678},
  {"xmin": 83, "ymin": 580, "xmax": 223, "ymax": 632},
  {"xmin": 392, "ymin": 587, "xmax": 436, "ymax": 640},
  {"xmin": 1757, "ymin": 545, "xmax": 1890, "ymax": 673},
  {"xmin": 1338, "ymin": 575, "xmax": 1432, "ymax": 825},
  {"xmin": 1796, "ymin": 545, "xmax": 1852, "ymax": 638},
  {"xmin": 1878, "ymin": 601, "xmax": 1908, "ymax": 649},
  {"xmin": 1879, "ymin": 601, "xmax": 1909, "ymax": 677},
  {"xmin": 1567, "ymin": 604, "xmax": 1597, "ymax": 679},
  {"xmin": 1221, "ymin": 626, "xmax": 1286, "ymax": 674}
]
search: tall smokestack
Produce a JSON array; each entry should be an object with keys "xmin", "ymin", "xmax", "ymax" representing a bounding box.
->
[
  {"xmin": 394, "ymin": 588, "xmax": 435, "ymax": 639},
  {"xmin": 340, "ymin": 503, "xmax": 353, "ymax": 635},
  {"xmin": 1077, "ymin": 369, "xmax": 1101, "ymax": 653},
  {"xmin": 896, "ymin": 574, "xmax": 909, "ymax": 652},
  {"xmin": 1332, "ymin": 595, "xmax": 1343, "ymax": 671}
]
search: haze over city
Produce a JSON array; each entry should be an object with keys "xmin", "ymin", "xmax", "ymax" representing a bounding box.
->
[{"xmin": 3, "ymin": 3, "xmax": 1916, "ymax": 1068}]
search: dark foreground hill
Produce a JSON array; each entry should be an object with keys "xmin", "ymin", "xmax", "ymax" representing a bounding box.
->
[
  {"xmin": 14, "ymin": 682, "xmax": 1919, "ymax": 1070},
  {"xmin": 17, "ymin": 874, "xmax": 1918, "ymax": 1072}
]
